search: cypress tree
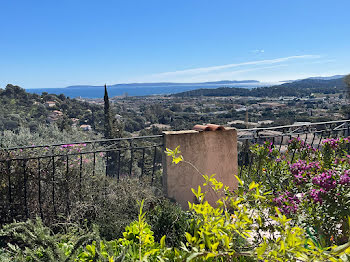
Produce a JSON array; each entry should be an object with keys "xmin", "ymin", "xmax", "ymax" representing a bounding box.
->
[
  {"xmin": 104, "ymin": 84, "xmax": 116, "ymax": 176},
  {"xmin": 104, "ymin": 84, "xmax": 113, "ymax": 139}
]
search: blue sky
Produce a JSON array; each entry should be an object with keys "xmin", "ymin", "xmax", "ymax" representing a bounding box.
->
[{"xmin": 0, "ymin": 0, "xmax": 349, "ymax": 89}]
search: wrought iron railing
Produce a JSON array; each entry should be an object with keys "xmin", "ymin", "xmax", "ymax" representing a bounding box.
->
[
  {"xmin": 1, "ymin": 119, "xmax": 349, "ymax": 224},
  {"xmin": 0, "ymin": 135, "xmax": 164, "ymax": 224},
  {"xmin": 237, "ymin": 119, "xmax": 350, "ymax": 174}
]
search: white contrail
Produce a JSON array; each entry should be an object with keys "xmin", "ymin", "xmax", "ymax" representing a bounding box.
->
[{"xmin": 152, "ymin": 55, "xmax": 321, "ymax": 77}]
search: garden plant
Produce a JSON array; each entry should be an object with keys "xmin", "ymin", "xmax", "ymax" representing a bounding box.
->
[{"xmin": 0, "ymin": 137, "xmax": 350, "ymax": 261}]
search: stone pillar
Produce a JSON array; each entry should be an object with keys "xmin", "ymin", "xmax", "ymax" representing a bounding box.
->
[{"xmin": 162, "ymin": 129, "xmax": 238, "ymax": 209}]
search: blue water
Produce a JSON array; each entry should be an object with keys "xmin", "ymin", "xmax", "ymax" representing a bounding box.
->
[
  {"xmin": 26, "ymin": 86, "xmax": 201, "ymax": 98},
  {"xmin": 25, "ymin": 82, "xmax": 269, "ymax": 98}
]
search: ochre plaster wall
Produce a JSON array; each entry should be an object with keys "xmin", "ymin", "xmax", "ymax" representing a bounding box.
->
[{"xmin": 162, "ymin": 129, "xmax": 238, "ymax": 209}]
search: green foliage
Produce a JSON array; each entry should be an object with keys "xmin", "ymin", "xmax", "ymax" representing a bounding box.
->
[
  {"xmin": 165, "ymin": 146, "xmax": 183, "ymax": 164},
  {"xmin": 104, "ymin": 84, "xmax": 113, "ymax": 139},
  {"xmin": 256, "ymin": 208, "xmax": 350, "ymax": 261},
  {"xmin": 0, "ymin": 125, "xmax": 159, "ymax": 238},
  {"xmin": 345, "ymin": 74, "xmax": 350, "ymax": 117},
  {"xmin": 147, "ymin": 198, "xmax": 190, "ymax": 247},
  {"xmin": 239, "ymin": 137, "xmax": 350, "ymax": 248},
  {"xmin": 0, "ymin": 84, "xmax": 105, "ymax": 133},
  {"xmin": 0, "ymin": 217, "xmax": 96, "ymax": 262},
  {"xmin": 78, "ymin": 239, "xmax": 126, "ymax": 262},
  {"xmin": 0, "ymin": 124, "xmax": 101, "ymax": 148},
  {"xmin": 0, "ymin": 247, "xmax": 13, "ymax": 262},
  {"xmin": 67, "ymin": 177, "xmax": 159, "ymax": 241},
  {"xmin": 1, "ymin": 144, "xmax": 350, "ymax": 261},
  {"xmin": 165, "ymin": 146, "xmax": 350, "ymax": 261},
  {"xmin": 174, "ymin": 77, "xmax": 347, "ymax": 98},
  {"xmin": 345, "ymin": 74, "xmax": 350, "ymax": 91},
  {"xmin": 2, "ymin": 172, "xmax": 350, "ymax": 261},
  {"xmin": 78, "ymin": 200, "xmax": 171, "ymax": 262}
]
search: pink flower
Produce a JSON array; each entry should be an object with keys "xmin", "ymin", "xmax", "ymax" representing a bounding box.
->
[
  {"xmin": 273, "ymin": 191, "xmax": 300, "ymax": 215},
  {"xmin": 289, "ymin": 160, "xmax": 321, "ymax": 185},
  {"xmin": 310, "ymin": 188, "xmax": 326, "ymax": 203},
  {"xmin": 322, "ymin": 138, "xmax": 340, "ymax": 149},
  {"xmin": 83, "ymin": 159, "xmax": 91, "ymax": 164},
  {"xmin": 339, "ymin": 170, "xmax": 350, "ymax": 185},
  {"xmin": 312, "ymin": 170, "xmax": 336, "ymax": 191}
]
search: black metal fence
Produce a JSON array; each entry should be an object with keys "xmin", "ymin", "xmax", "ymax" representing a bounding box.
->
[
  {"xmin": 237, "ymin": 119, "xmax": 350, "ymax": 174},
  {"xmin": 1, "ymin": 119, "xmax": 349, "ymax": 224},
  {"xmin": 0, "ymin": 135, "xmax": 163, "ymax": 224}
]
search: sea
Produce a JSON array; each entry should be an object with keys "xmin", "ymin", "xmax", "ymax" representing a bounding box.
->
[{"xmin": 25, "ymin": 82, "xmax": 273, "ymax": 99}]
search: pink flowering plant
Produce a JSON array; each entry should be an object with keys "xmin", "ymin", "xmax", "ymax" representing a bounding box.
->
[
  {"xmin": 288, "ymin": 137, "xmax": 320, "ymax": 161},
  {"xmin": 241, "ymin": 136, "xmax": 350, "ymax": 246}
]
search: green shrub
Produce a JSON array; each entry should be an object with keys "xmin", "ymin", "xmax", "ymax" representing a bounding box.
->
[
  {"xmin": 74, "ymin": 172, "xmax": 350, "ymax": 261},
  {"xmin": 0, "ymin": 248, "xmax": 13, "ymax": 262},
  {"xmin": 147, "ymin": 198, "xmax": 190, "ymax": 247},
  {"xmin": 67, "ymin": 177, "xmax": 159, "ymax": 240},
  {"xmin": 2, "ymin": 173, "xmax": 350, "ymax": 261},
  {"xmin": 2, "ymin": 141, "xmax": 350, "ymax": 261},
  {"xmin": 0, "ymin": 125, "xmax": 101, "ymax": 148},
  {"xmin": 0, "ymin": 217, "xmax": 97, "ymax": 262},
  {"xmin": 240, "ymin": 137, "xmax": 350, "ymax": 245},
  {"xmin": 0, "ymin": 125, "xmax": 160, "ymax": 239}
]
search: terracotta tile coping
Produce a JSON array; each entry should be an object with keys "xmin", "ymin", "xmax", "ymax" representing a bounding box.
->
[{"xmin": 193, "ymin": 124, "xmax": 226, "ymax": 131}]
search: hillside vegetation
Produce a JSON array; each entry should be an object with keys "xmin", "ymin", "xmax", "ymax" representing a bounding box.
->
[
  {"xmin": 173, "ymin": 77, "xmax": 347, "ymax": 97},
  {"xmin": 0, "ymin": 84, "xmax": 104, "ymax": 132}
]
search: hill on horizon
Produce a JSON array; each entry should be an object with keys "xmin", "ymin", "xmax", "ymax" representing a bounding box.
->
[
  {"xmin": 20, "ymin": 74, "xmax": 347, "ymax": 98},
  {"xmin": 24, "ymin": 80, "xmax": 275, "ymax": 98},
  {"xmin": 173, "ymin": 76, "xmax": 347, "ymax": 98},
  {"xmin": 66, "ymin": 79, "xmax": 261, "ymax": 89}
]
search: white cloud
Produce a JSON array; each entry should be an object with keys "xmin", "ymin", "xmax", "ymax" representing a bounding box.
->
[
  {"xmin": 176, "ymin": 64, "xmax": 289, "ymax": 83},
  {"xmin": 252, "ymin": 49, "xmax": 265, "ymax": 53},
  {"xmin": 307, "ymin": 59, "xmax": 336, "ymax": 65},
  {"xmin": 151, "ymin": 55, "xmax": 320, "ymax": 78}
]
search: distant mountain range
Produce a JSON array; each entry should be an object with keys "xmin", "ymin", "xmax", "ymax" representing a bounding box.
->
[
  {"xmin": 24, "ymin": 75, "xmax": 347, "ymax": 98},
  {"xmin": 306, "ymin": 75, "xmax": 345, "ymax": 80},
  {"xmin": 25, "ymin": 80, "xmax": 277, "ymax": 98},
  {"xmin": 173, "ymin": 76, "xmax": 347, "ymax": 98},
  {"xmin": 66, "ymin": 80, "xmax": 261, "ymax": 89}
]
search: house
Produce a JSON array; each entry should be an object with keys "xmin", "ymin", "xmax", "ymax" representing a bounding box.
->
[
  {"xmin": 80, "ymin": 124, "xmax": 92, "ymax": 131},
  {"xmin": 236, "ymin": 107, "xmax": 247, "ymax": 112},
  {"xmin": 258, "ymin": 120, "xmax": 274, "ymax": 125},
  {"xmin": 115, "ymin": 114, "xmax": 123, "ymax": 121},
  {"xmin": 292, "ymin": 121, "xmax": 311, "ymax": 126},
  {"xmin": 227, "ymin": 120, "xmax": 259, "ymax": 128},
  {"xmin": 146, "ymin": 123, "xmax": 171, "ymax": 130},
  {"xmin": 70, "ymin": 118, "xmax": 80, "ymax": 127},
  {"xmin": 47, "ymin": 110, "xmax": 63, "ymax": 123},
  {"xmin": 45, "ymin": 101, "xmax": 56, "ymax": 107},
  {"xmin": 259, "ymin": 102, "xmax": 286, "ymax": 108},
  {"xmin": 52, "ymin": 110, "xmax": 63, "ymax": 117}
]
